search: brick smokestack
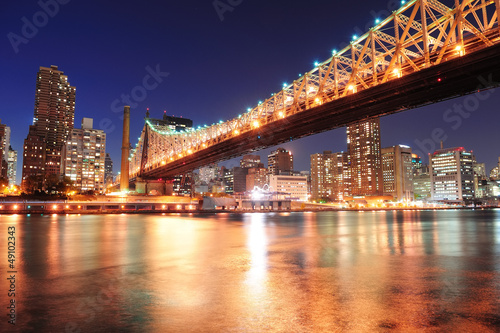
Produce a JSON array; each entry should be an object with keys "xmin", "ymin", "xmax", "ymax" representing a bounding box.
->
[{"xmin": 120, "ymin": 106, "xmax": 130, "ymax": 192}]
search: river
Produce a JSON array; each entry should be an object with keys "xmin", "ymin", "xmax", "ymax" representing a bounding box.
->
[{"xmin": 1, "ymin": 210, "xmax": 500, "ymax": 332}]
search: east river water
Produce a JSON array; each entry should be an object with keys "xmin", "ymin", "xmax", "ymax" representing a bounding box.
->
[{"xmin": 1, "ymin": 210, "xmax": 500, "ymax": 332}]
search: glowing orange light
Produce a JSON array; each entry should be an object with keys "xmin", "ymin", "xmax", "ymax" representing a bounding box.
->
[
  {"xmin": 253, "ymin": 121, "xmax": 260, "ymax": 128},
  {"xmin": 53, "ymin": 205, "xmax": 57, "ymax": 209},
  {"xmin": 13, "ymin": 205, "xmax": 18, "ymax": 209}
]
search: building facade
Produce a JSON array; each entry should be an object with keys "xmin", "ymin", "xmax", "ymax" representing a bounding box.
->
[
  {"xmin": 268, "ymin": 148, "xmax": 293, "ymax": 176},
  {"xmin": 240, "ymin": 155, "xmax": 261, "ymax": 169},
  {"xmin": 430, "ymin": 147, "xmax": 474, "ymax": 202},
  {"xmin": 104, "ymin": 153, "xmax": 113, "ymax": 185},
  {"xmin": 63, "ymin": 118, "xmax": 106, "ymax": 193},
  {"xmin": 22, "ymin": 65, "xmax": 76, "ymax": 188},
  {"xmin": 7, "ymin": 147, "xmax": 17, "ymax": 185},
  {"xmin": 347, "ymin": 118, "xmax": 383, "ymax": 196},
  {"xmin": 0, "ymin": 121, "xmax": 10, "ymax": 179},
  {"xmin": 381, "ymin": 145, "xmax": 414, "ymax": 201},
  {"xmin": 269, "ymin": 175, "xmax": 308, "ymax": 201},
  {"xmin": 246, "ymin": 166, "xmax": 268, "ymax": 191},
  {"xmin": 310, "ymin": 151, "xmax": 348, "ymax": 201}
]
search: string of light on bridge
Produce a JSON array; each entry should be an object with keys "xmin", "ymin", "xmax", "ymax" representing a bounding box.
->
[{"xmin": 129, "ymin": 0, "xmax": 500, "ymax": 176}]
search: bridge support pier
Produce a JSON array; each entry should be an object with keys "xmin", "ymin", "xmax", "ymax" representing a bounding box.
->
[{"xmin": 135, "ymin": 177, "xmax": 173, "ymax": 195}]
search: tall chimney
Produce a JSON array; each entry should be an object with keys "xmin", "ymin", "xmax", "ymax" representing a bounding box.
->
[{"xmin": 120, "ymin": 106, "xmax": 130, "ymax": 192}]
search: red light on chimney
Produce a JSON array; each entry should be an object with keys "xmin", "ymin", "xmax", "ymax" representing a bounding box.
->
[{"xmin": 437, "ymin": 78, "xmax": 442, "ymax": 82}]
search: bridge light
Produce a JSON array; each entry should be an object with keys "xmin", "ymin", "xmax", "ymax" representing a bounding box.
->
[
  {"xmin": 283, "ymin": 82, "xmax": 287, "ymax": 88},
  {"xmin": 178, "ymin": 153, "xmax": 183, "ymax": 158},
  {"xmin": 202, "ymin": 143, "xmax": 206, "ymax": 148},
  {"xmin": 401, "ymin": 0, "xmax": 405, "ymax": 5},
  {"xmin": 247, "ymin": 108, "xmax": 252, "ymax": 112},
  {"xmin": 187, "ymin": 149, "xmax": 192, "ymax": 154},
  {"xmin": 375, "ymin": 18, "xmax": 380, "ymax": 24},
  {"xmin": 352, "ymin": 34, "xmax": 358, "ymax": 40},
  {"xmin": 279, "ymin": 111, "xmax": 284, "ymax": 118},
  {"xmin": 348, "ymin": 84, "xmax": 356, "ymax": 93},
  {"xmin": 161, "ymin": 161, "xmax": 166, "ymax": 165},
  {"xmin": 393, "ymin": 68, "xmax": 402, "ymax": 78},
  {"xmin": 332, "ymin": 49, "xmax": 337, "ymax": 55},
  {"xmin": 455, "ymin": 45, "xmax": 465, "ymax": 56},
  {"xmin": 13, "ymin": 205, "xmax": 18, "ymax": 209},
  {"xmin": 233, "ymin": 129, "xmax": 240, "ymax": 135},
  {"xmin": 170, "ymin": 157, "xmax": 174, "ymax": 161},
  {"xmin": 314, "ymin": 97, "xmax": 322, "ymax": 105},
  {"xmin": 314, "ymin": 61, "xmax": 319, "ymax": 67},
  {"xmin": 253, "ymin": 121, "xmax": 260, "ymax": 128},
  {"xmin": 53, "ymin": 205, "xmax": 57, "ymax": 209}
]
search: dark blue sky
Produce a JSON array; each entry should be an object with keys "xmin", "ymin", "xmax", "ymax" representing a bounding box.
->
[{"xmin": 1, "ymin": 0, "xmax": 499, "ymax": 183}]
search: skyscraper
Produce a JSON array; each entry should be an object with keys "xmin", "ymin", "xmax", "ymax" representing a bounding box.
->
[
  {"xmin": 7, "ymin": 147, "xmax": 17, "ymax": 185},
  {"xmin": 63, "ymin": 118, "xmax": 106, "ymax": 193},
  {"xmin": 104, "ymin": 153, "xmax": 114, "ymax": 185},
  {"xmin": 268, "ymin": 148, "xmax": 293, "ymax": 176},
  {"xmin": 310, "ymin": 151, "xmax": 348, "ymax": 201},
  {"xmin": 430, "ymin": 147, "xmax": 474, "ymax": 202},
  {"xmin": 22, "ymin": 65, "xmax": 76, "ymax": 188},
  {"xmin": 381, "ymin": 145, "xmax": 414, "ymax": 201},
  {"xmin": 347, "ymin": 118, "xmax": 383, "ymax": 196},
  {"xmin": 0, "ymin": 120, "xmax": 10, "ymax": 179}
]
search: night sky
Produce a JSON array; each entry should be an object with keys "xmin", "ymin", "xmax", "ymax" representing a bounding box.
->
[{"xmin": 2, "ymin": 0, "xmax": 499, "ymax": 184}]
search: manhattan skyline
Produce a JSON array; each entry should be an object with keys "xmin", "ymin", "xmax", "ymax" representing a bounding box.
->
[{"xmin": 2, "ymin": 0, "xmax": 500, "ymax": 183}]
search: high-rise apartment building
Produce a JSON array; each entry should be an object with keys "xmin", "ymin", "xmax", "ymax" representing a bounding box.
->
[
  {"xmin": 430, "ymin": 147, "xmax": 474, "ymax": 202},
  {"xmin": 347, "ymin": 118, "xmax": 383, "ymax": 196},
  {"xmin": 0, "ymin": 121, "xmax": 10, "ymax": 179},
  {"xmin": 199, "ymin": 164, "xmax": 218, "ymax": 184},
  {"xmin": 22, "ymin": 65, "xmax": 76, "ymax": 187},
  {"xmin": 63, "ymin": 118, "xmax": 106, "ymax": 193},
  {"xmin": 268, "ymin": 148, "xmax": 293, "ymax": 176},
  {"xmin": 381, "ymin": 145, "xmax": 414, "ymax": 201},
  {"xmin": 7, "ymin": 147, "xmax": 17, "ymax": 185},
  {"xmin": 104, "ymin": 153, "xmax": 113, "ymax": 185},
  {"xmin": 310, "ymin": 151, "xmax": 348, "ymax": 201},
  {"xmin": 246, "ymin": 166, "xmax": 267, "ymax": 191}
]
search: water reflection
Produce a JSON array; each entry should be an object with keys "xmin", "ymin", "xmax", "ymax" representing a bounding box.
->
[{"xmin": 0, "ymin": 210, "xmax": 499, "ymax": 331}]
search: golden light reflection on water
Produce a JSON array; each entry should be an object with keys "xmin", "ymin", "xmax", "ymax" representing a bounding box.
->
[{"xmin": 0, "ymin": 210, "xmax": 499, "ymax": 331}]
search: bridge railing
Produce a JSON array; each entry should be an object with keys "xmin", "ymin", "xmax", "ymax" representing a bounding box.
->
[{"xmin": 129, "ymin": 0, "xmax": 500, "ymax": 178}]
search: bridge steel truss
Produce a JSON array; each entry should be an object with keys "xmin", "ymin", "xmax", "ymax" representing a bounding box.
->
[{"xmin": 130, "ymin": 0, "xmax": 500, "ymax": 179}]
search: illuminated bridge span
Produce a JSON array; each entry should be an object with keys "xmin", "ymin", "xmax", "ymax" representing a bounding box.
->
[{"xmin": 130, "ymin": 0, "xmax": 500, "ymax": 179}]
